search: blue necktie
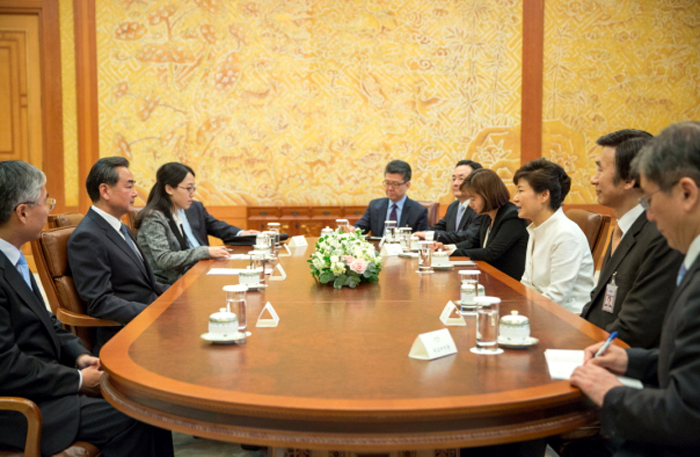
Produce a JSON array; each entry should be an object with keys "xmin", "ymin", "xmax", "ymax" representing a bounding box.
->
[
  {"xmin": 455, "ymin": 204, "xmax": 466, "ymax": 231},
  {"xmin": 16, "ymin": 251, "xmax": 32, "ymax": 290},
  {"xmin": 677, "ymin": 264, "xmax": 688, "ymax": 286},
  {"xmin": 120, "ymin": 223, "xmax": 141, "ymax": 258}
]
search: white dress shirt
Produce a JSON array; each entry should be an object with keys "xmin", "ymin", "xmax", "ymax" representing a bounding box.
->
[{"xmin": 520, "ymin": 208, "xmax": 595, "ymax": 313}]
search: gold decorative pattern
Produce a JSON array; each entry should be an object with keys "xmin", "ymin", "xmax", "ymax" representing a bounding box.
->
[
  {"xmin": 543, "ymin": 0, "xmax": 700, "ymax": 204},
  {"xmin": 96, "ymin": 0, "xmax": 523, "ymax": 206}
]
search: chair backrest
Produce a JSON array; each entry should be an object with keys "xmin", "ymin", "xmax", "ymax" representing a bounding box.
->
[
  {"xmin": 30, "ymin": 226, "xmax": 95, "ymax": 350},
  {"xmin": 123, "ymin": 207, "xmax": 144, "ymax": 237},
  {"xmin": 564, "ymin": 208, "xmax": 612, "ymax": 270},
  {"xmin": 417, "ymin": 201, "xmax": 440, "ymax": 227},
  {"xmin": 47, "ymin": 212, "xmax": 84, "ymax": 228}
]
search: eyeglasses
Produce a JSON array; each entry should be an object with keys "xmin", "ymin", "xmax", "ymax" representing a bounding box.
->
[
  {"xmin": 382, "ymin": 180, "xmax": 407, "ymax": 188},
  {"xmin": 14, "ymin": 197, "xmax": 56, "ymax": 212},
  {"xmin": 638, "ymin": 188, "xmax": 663, "ymax": 210},
  {"xmin": 178, "ymin": 186, "xmax": 197, "ymax": 194}
]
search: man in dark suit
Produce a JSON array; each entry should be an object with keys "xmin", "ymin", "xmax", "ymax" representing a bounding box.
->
[
  {"xmin": 581, "ymin": 130, "xmax": 683, "ymax": 348},
  {"xmin": 415, "ymin": 159, "xmax": 486, "ymax": 243},
  {"xmin": 68, "ymin": 157, "xmax": 167, "ymax": 354},
  {"xmin": 184, "ymin": 200, "xmax": 258, "ymax": 246},
  {"xmin": 0, "ymin": 160, "xmax": 173, "ymax": 456},
  {"xmin": 353, "ymin": 160, "xmax": 429, "ymax": 236},
  {"xmin": 570, "ymin": 121, "xmax": 700, "ymax": 457}
]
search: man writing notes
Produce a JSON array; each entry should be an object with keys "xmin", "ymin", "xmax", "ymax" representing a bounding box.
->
[
  {"xmin": 0, "ymin": 161, "xmax": 173, "ymax": 456},
  {"xmin": 353, "ymin": 160, "xmax": 429, "ymax": 236},
  {"xmin": 415, "ymin": 160, "xmax": 486, "ymax": 243},
  {"xmin": 580, "ymin": 130, "xmax": 683, "ymax": 348},
  {"xmin": 570, "ymin": 121, "xmax": 700, "ymax": 457},
  {"xmin": 69, "ymin": 157, "xmax": 167, "ymax": 354}
]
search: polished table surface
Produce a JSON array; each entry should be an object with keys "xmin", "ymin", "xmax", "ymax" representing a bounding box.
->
[{"xmin": 99, "ymin": 240, "xmax": 611, "ymax": 450}]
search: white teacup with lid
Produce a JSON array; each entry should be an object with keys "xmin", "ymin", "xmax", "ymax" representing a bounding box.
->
[
  {"xmin": 208, "ymin": 308, "xmax": 238, "ymax": 336},
  {"xmin": 499, "ymin": 310, "xmax": 530, "ymax": 343},
  {"xmin": 432, "ymin": 250, "xmax": 449, "ymax": 266}
]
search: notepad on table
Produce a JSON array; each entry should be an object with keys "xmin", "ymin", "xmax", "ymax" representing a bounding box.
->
[{"xmin": 544, "ymin": 349, "xmax": 643, "ymax": 389}]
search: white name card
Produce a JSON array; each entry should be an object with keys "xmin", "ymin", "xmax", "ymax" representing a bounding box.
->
[
  {"xmin": 278, "ymin": 243, "xmax": 292, "ymax": 257},
  {"xmin": 268, "ymin": 263, "xmax": 287, "ymax": 281},
  {"xmin": 408, "ymin": 328, "xmax": 458, "ymax": 360},
  {"xmin": 256, "ymin": 302, "xmax": 280, "ymax": 327},
  {"xmin": 380, "ymin": 243, "xmax": 404, "ymax": 257},
  {"xmin": 288, "ymin": 236, "xmax": 308, "ymax": 247},
  {"xmin": 439, "ymin": 301, "xmax": 466, "ymax": 326}
]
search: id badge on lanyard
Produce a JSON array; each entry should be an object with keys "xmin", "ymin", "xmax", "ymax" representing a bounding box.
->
[{"xmin": 603, "ymin": 272, "xmax": 618, "ymax": 314}]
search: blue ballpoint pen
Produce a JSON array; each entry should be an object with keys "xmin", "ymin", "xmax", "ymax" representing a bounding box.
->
[{"xmin": 594, "ymin": 331, "xmax": 618, "ymax": 358}]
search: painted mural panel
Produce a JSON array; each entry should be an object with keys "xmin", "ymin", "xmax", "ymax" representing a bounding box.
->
[{"xmin": 96, "ymin": 0, "xmax": 523, "ymax": 206}]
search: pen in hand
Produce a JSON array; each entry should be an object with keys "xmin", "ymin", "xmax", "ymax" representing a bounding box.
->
[{"xmin": 594, "ymin": 331, "xmax": 618, "ymax": 358}]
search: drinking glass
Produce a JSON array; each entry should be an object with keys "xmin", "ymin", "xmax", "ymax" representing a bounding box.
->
[
  {"xmin": 459, "ymin": 269, "xmax": 483, "ymax": 314},
  {"xmin": 335, "ymin": 219, "xmax": 350, "ymax": 232},
  {"xmin": 267, "ymin": 222, "xmax": 281, "ymax": 249},
  {"xmin": 384, "ymin": 220, "xmax": 397, "ymax": 242},
  {"xmin": 224, "ymin": 284, "xmax": 248, "ymax": 333},
  {"xmin": 418, "ymin": 241, "xmax": 433, "ymax": 274},
  {"xmin": 424, "ymin": 231, "xmax": 435, "ymax": 242},
  {"xmin": 249, "ymin": 252, "xmax": 267, "ymax": 283},
  {"xmin": 474, "ymin": 296, "xmax": 500, "ymax": 353},
  {"xmin": 399, "ymin": 227, "xmax": 412, "ymax": 251}
]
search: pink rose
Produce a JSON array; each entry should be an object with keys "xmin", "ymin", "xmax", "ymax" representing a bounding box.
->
[
  {"xmin": 342, "ymin": 255, "xmax": 356, "ymax": 263},
  {"xmin": 349, "ymin": 259, "xmax": 368, "ymax": 274}
]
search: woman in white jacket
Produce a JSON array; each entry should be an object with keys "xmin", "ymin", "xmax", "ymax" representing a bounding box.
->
[{"xmin": 513, "ymin": 158, "xmax": 594, "ymax": 313}]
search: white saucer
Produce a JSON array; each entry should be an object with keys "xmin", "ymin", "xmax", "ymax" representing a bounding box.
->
[
  {"xmin": 244, "ymin": 283, "xmax": 268, "ymax": 291},
  {"xmin": 432, "ymin": 264, "xmax": 453, "ymax": 270},
  {"xmin": 200, "ymin": 332, "xmax": 246, "ymax": 344},
  {"xmin": 470, "ymin": 347, "xmax": 504, "ymax": 355},
  {"xmin": 498, "ymin": 336, "xmax": 539, "ymax": 349},
  {"xmin": 399, "ymin": 252, "xmax": 419, "ymax": 258}
]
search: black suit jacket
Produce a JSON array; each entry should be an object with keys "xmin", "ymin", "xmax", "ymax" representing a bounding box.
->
[
  {"xmin": 354, "ymin": 197, "xmax": 429, "ymax": 236},
  {"xmin": 601, "ymin": 254, "xmax": 700, "ymax": 456},
  {"xmin": 184, "ymin": 201, "xmax": 241, "ymax": 246},
  {"xmin": 68, "ymin": 209, "xmax": 166, "ymax": 354},
  {"xmin": 452, "ymin": 202, "xmax": 528, "ymax": 280},
  {"xmin": 581, "ymin": 213, "xmax": 683, "ymax": 348},
  {"xmin": 431, "ymin": 200, "xmax": 487, "ymax": 244},
  {"xmin": 0, "ymin": 252, "xmax": 88, "ymax": 454}
]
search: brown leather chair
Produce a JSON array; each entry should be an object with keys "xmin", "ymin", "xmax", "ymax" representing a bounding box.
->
[
  {"xmin": 123, "ymin": 207, "xmax": 143, "ymax": 237},
  {"xmin": 47, "ymin": 212, "xmax": 84, "ymax": 229},
  {"xmin": 30, "ymin": 226, "xmax": 119, "ymax": 352},
  {"xmin": 0, "ymin": 397, "xmax": 101, "ymax": 457},
  {"xmin": 417, "ymin": 201, "xmax": 440, "ymax": 227},
  {"xmin": 564, "ymin": 208, "xmax": 612, "ymax": 270}
]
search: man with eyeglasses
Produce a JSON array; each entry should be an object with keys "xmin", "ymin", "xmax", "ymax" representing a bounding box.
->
[
  {"xmin": 569, "ymin": 121, "xmax": 700, "ymax": 457},
  {"xmin": 0, "ymin": 160, "xmax": 173, "ymax": 456},
  {"xmin": 414, "ymin": 159, "xmax": 487, "ymax": 243},
  {"xmin": 353, "ymin": 160, "xmax": 429, "ymax": 236},
  {"xmin": 579, "ymin": 130, "xmax": 682, "ymax": 350},
  {"xmin": 68, "ymin": 157, "xmax": 168, "ymax": 355}
]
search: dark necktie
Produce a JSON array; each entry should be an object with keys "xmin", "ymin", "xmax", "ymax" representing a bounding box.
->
[
  {"xmin": 120, "ymin": 223, "xmax": 141, "ymax": 259},
  {"xmin": 389, "ymin": 204, "xmax": 397, "ymax": 222},
  {"xmin": 455, "ymin": 204, "xmax": 466, "ymax": 231}
]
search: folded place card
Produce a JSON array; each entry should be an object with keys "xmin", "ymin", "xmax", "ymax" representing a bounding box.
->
[
  {"xmin": 380, "ymin": 243, "xmax": 404, "ymax": 257},
  {"xmin": 288, "ymin": 236, "xmax": 308, "ymax": 247},
  {"xmin": 256, "ymin": 302, "xmax": 280, "ymax": 327},
  {"xmin": 408, "ymin": 328, "xmax": 458, "ymax": 360},
  {"xmin": 268, "ymin": 263, "xmax": 287, "ymax": 281},
  {"xmin": 207, "ymin": 268, "xmax": 248, "ymax": 275},
  {"xmin": 439, "ymin": 301, "xmax": 466, "ymax": 326},
  {"xmin": 544, "ymin": 349, "xmax": 643, "ymax": 389},
  {"xmin": 278, "ymin": 243, "xmax": 292, "ymax": 256}
]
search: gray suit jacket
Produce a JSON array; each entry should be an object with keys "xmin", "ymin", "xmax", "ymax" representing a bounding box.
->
[
  {"xmin": 68, "ymin": 209, "xmax": 166, "ymax": 353},
  {"xmin": 601, "ymin": 255, "xmax": 700, "ymax": 456},
  {"xmin": 136, "ymin": 210, "xmax": 210, "ymax": 284},
  {"xmin": 0, "ymin": 252, "xmax": 88, "ymax": 454},
  {"xmin": 354, "ymin": 197, "xmax": 429, "ymax": 236},
  {"xmin": 581, "ymin": 213, "xmax": 683, "ymax": 348}
]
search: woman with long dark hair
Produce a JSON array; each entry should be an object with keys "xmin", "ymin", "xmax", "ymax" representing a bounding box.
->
[{"xmin": 135, "ymin": 162, "xmax": 229, "ymax": 284}]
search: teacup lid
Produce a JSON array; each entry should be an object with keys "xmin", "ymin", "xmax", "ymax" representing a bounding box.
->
[
  {"xmin": 458, "ymin": 269, "xmax": 481, "ymax": 275},
  {"xmin": 501, "ymin": 310, "xmax": 529, "ymax": 325},
  {"xmin": 223, "ymin": 285, "xmax": 248, "ymax": 292},
  {"xmin": 474, "ymin": 296, "xmax": 500, "ymax": 305},
  {"xmin": 210, "ymin": 310, "xmax": 237, "ymax": 322}
]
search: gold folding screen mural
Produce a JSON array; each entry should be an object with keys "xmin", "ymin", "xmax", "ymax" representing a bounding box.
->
[
  {"xmin": 96, "ymin": 0, "xmax": 523, "ymax": 206},
  {"xmin": 543, "ymin": 0, "xmax": 700, "ymax": 204}
]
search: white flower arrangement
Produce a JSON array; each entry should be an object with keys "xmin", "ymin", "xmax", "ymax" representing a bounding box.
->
[{"xmin": 308, "ymin": 229, "xmax": 382, "ymax": 289}]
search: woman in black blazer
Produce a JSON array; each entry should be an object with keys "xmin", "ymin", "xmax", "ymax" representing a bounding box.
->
[{"xmin": 438, "ymin": 168, "xmax": 528, "ymax": 280}]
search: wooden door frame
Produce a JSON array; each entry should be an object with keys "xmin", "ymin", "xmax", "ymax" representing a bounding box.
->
[{"xmin": 0, "ymin": 0, "xmax": 65, "ymax": 210}]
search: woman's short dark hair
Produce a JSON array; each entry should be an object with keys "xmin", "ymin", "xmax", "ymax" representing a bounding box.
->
[
  {"xmin": 513, "ymin": 158, "xmax": 571, "ymax": 210},
  {"xmin": 459, "ymin": 168, "xmax": 510, "ymax": 213},
  {"xmin": 135, "ymin": 162, "xmax": 195, "ymax": 229}
]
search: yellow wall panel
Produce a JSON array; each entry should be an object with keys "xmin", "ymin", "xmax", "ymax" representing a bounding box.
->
[
  {"xmin": 60, "ymin": 0, "xmax": 78, "ymax": 207},
  {"xmin": 96, "ymin": 0, "xmax": 523, "ymax": 206},
  {"xmin": 543, "ymin": 0, "xmax": 700, "ymax": 204}
]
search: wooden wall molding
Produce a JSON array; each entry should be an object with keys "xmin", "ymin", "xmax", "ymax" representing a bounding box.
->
[{"xmin": 521, "ymin": 0, "xmax": 544, "ymax": 165}]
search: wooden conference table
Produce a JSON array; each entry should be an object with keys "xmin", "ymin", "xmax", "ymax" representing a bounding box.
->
[{"xmin": 99, "ymin": 239, "xmax": 611, "ymax": 450}]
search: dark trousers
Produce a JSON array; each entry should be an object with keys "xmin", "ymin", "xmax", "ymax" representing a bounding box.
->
[{"xmin": 460, "ymin": 439, "xmax": 547, "ymax": 457}]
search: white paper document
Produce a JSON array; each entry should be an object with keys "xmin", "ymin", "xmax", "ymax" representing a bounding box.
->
[
  {"xmin": 439, "ymin": 301, "xmax": 466, "ymax": 326},
  {"xmin": 288, "ymin": 236, "xmax": 308, "ymax": 247},
  {"xmin": 256, "ymin": 302, "xmax": 280, "ymax": 327},
  {"xmin": 408, "ymin": 328, "xmax": 458, "ymax": 360},
  {"xmin": 380, "ymin": 243, "xmax": 403, "ymax": 257},
  {"xmin": 207, "ymin": 268, "xmax": 249, "ymax": 275},
  {"xmin": 226, "ymin": 254, "xmax": 250, "ymax": 260},
  {"xmin": 449, "ymin": 260, "xmax": 477, "ymax": 267},
  {"xmin": 544, "ymin": 349, "xmax": 643, "ymax": 389}
]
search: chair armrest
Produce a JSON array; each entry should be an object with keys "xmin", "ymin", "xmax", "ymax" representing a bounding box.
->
[
  {"xmin": 0, "ymin": 397, "xmax": 42, "ymax": 457},
  {"xmin": 56, "ymin": 308, "xmax": 120, "ymax": 327}
]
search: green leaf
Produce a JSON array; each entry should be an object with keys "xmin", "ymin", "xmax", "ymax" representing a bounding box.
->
[{"xmin": 319, "ymin": 271, "xmax": 335, "ymax": 283}]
